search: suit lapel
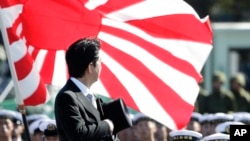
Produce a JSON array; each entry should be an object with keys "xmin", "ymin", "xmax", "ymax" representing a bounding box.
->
[
  {"xmin": 75, "ymin": 92, "xmax": 101, "ymax": 121},
  {"xmin": 65, "ymin": 80, "xmax": 101, "ymax": 121}
]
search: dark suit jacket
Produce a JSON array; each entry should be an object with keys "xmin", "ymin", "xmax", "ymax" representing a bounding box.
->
[{"xmin": 54, "ymin": 79, "xmax": 117, "ymax": 141}]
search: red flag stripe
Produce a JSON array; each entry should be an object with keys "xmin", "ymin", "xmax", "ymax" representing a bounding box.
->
[
  {"xmin": 100, "ymin": 63, "xmax": 139, "ymax": 111},
  {"xmin": 86, "ymin": 0, "xmax": 142, "ymax": 13},
  {"xmin": 24, "ymin": 79, "xmax": 48, "ymax": 105},
  {"xmin": 100, "ymin": 41, "xmax": 194, "ymax": 129},
  {"xmin": 128, "ymin": 14, "xmax": 212, "ymax": 44},
  {"xmin": 101, "ymin": 24, "xmax": 202, "ymax": 82},
  {"xmin": 101, "ymin": 18, "xmax": 212, "ymax": 72},
  {"xmin": 0, "ymin": 0, "xmax": 22, "ymax": 9}
]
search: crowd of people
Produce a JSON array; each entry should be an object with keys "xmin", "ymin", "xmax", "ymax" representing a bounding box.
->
[{"xmin": 2, "ymin": 108, "xmax": 250, "ymax": 141}]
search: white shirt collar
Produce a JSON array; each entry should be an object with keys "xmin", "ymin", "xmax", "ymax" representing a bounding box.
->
[{"xmin": 70, "ymin": 77, "xmax": 92, "ymax": 97}]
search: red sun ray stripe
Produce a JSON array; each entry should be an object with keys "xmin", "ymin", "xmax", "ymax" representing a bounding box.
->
[
  {"xmin": 24, "ymin": 79, "xmax": 47, "ymax": 105},
  {"xmin": 101, "ymin": 41, "xmax": 193, "ymax": 129},
  {"xmin": 128, "ymin": 14, "xmax": 212, "ymax": 44},
  {"xmin": 0, "ymin": 0, "xmax": 22, "ymax": 8},
  {"xmin": 100, "ymin": 63, "xmax": 139, "ymax": 111},
  {"xmin": 14, "ymin": 52, "xmax": 33, "ymax": 80},
  {"xmin": 94, "ymin": 0, "xmax": 142, "ymax": 14},
  {"xmin": 40, "ymin": 50, "xmax": 56, "ymax": 84},
  {"xmin": 101, "ymin": 25, "xmax": 201, "ymax": 82},
  {"xmin": 30, "ymin": 47, "xmax": 40, "ymax": 60}
]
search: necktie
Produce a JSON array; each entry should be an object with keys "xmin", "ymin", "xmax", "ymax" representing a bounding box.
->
[{"xmin": 87, "ymin": 94, "xmax": 97, "ymax": 108}]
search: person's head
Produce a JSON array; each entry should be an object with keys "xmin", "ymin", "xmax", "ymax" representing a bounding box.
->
[
  {"xmin": 11, "ymin": 112, "xmax": 24, "ymax": 139},
  {"xmin": 186, "ymin": 112, "xmax": 202, "ymax": 133},
  {"xmin": 199, "ymin": 114, "xmax": 213, "ymax": 136},
  {"xmin": 133, "ymin": 113, "xmax": 157, "ymax": 141},
  {"xmin": 215, "ymin": 121, "xmax": 244, "ymax": 134},
  {"xmin": 209, "ymin": 113, "xmax": 234, "ymax": 134},
  {"xmin": 39, "ymin": 120, "xmax": 59, "ymax": 141},
  {"xmin": 212, "ymin": 71, "xmax": 226, "ymax": 90},
  {"xmin": 29, "ymin": 118, "xmax": 49, "ymax": 141},
  {"xmin": 203, "ymin": 133, "xmax": 229, "ymax": 141},
  {"xmin": 155, "ymin": 122, "xmax": 169, "ymax": 141},
  {"xmin": 66, "ymin": 36, "xmax": 101, "ymax": 84},
  {"xmin": 0, "ymin": 110, "xmax": 15, "ymax": 139},
  {"xmin": 230, "ymin": 72, "xmax": 246, "ymax": 91}
]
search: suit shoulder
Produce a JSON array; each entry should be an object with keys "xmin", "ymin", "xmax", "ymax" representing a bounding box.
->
[{"xmin": 55, "ymin": 89, "xmax": 77, "ymax": 101}]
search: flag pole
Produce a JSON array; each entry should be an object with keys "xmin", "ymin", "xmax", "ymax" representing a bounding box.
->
[{"xmin": 0, "ymin": 9, "xmax": 31, "ymax": 141}]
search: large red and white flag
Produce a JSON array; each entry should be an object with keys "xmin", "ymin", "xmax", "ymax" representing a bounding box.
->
[{"xmin": 0, "ymin": 0, "xmax": 212, "ymax": 129}]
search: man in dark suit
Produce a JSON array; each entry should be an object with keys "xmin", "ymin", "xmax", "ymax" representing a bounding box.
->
[{"xmin": 54, "ymin": 37, "xmax": 117, "ymax": 141}]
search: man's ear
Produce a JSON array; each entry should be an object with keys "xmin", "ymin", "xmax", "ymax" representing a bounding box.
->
[{"xmin": 88, "ymin": 63, "xmax": 93, "ymax": 74}]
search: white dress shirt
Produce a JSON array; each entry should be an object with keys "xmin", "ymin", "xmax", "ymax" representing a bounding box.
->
[{"xmin": 70, "ymin": 77, "xmax": 97, "ymax": 108}]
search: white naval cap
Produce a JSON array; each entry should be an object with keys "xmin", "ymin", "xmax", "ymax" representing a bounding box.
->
[
  {"xmin": 132, "ymin": 112, "xmax": 153, "ymax": 125},
  {"xmin": 0, "ymin": 109, "xmax": 22, "ymax": 125},
  {"xmin": 27, "ymin": 114, "xmax": 50, "ymax": 124},
  {"xmin": 233, "ymin": 112, "xmax": 250, "ymax": 124},
  {"xmin": 203, "ymin": 133, "xmax": 229, "ymax": 141},
  {"xmin": 39, "ymin": 119, "xmax": 58, "ymax": 137},
  {"xmin": 215, "ymin": 121, "xmax": 244, "ymax": 134},
  {"xmin": 190, "ymin": 112, "xmax": 202, "ymax": 122},
  {"xmin": 29, "ymin": 118, "xmax": 51, "ymax": 134},
  {"xmin": 210, "ymin": 113, "xmax": 234, "ymax": 124},
  {"xmin": 169, "ymin": 130, "xmax": 203, "ymax": 141},
  {"xmin": 199, "ymin": 114, "xmax": 213, "ymax": 124}
]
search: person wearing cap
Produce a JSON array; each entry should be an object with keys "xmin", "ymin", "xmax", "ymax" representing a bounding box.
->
[
  {"xmin": 209, "ymin": 113, "xmax": 234, "ymax": 134},
  {"xmin": 234, "ymin": 112, "xmax": 250, "ymax": 125},
  {"xmin": 169, "ymin": 129, "xmax": 203, "ymax": 141},
  {"xmin": 230, "ymin": 72, "xmax": 250, "ymax": 112},
  {"xmin": 214, "ymin": 121, "xmax": 244, "ymax": 134},
  {"xmin": 117, "ymin": 113, "xmax": 138, "ymax": 141},
  {"xmin": 204, "ymin": 70, "xmax": 236, "ymax": 113},
  {"xmin": 194, "ymin": 80, "xmax": 209, "ymax": 114},
  {"xmin": 155, "ymin": 122, "xmax": 170, "ymax": 141},
  {"xmin": 11, "ymin": 111, "xmax": 24, "ymax": 141},
  {"xmin": 27, "ymin": 114, "xmax": 50, "ymax": 125},
  {"xmin": 133, "ymin": 113, "xmax": 158, "ymax": 141},
  {"xmin": 29, "ymin": 118, "xmax": 50, "ymax": 141},
  {"xmin": 54, "ymin": 37, "xmax": 119, "ymax": 141},
  {"xmin": 186, "ymin": 112, "xmax": 202, "ymax": 133},
  {"xmin": 202, "ymin": 133, "xmax": 229, "ymax": 141},
  {"xmin": 39, "ymin": 120, "xmax": 58, "ymax": 141},
  {"xmin": 0, "ymin": 109, "xmax": 15, "ymax": 141},
  {"xmin": 199, "ymin": 114, "xmax": 213, "ymax": 137}
]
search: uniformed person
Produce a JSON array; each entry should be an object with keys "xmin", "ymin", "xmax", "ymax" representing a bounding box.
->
[
  {"xmin": 11, "ymin": 111, "xmax": 24, "ymax": 141},
  {"xmin": 202, "ymin": 133, "xmax": 229, "ymax": 141},
  {"xmin": 0, "ymin": 109, "xmax": 15, "ymax": 141},
  {"xmin": 186, "ymin": 112, "xmax": 202, "ymax": 133},
  {"xmin": 233, "ymin": 112, "xmax": 250, "ymax": 125},
  {"xmin": 169, "ymin": 129, "xmax": 203, "ymax": 141},
  {"xmin": 133, "ymin": 113, "xmax": 157, "ymax": 141},
  {"xmin": 204, "ymin": 71, "xmax": 236, "ymax": 113},
  {"xmin": 194, "ymin": 81, "xmax": 209, "ymax": 114},
  {"xmin": 230, "ymin": 72, "xmax": 250, "ymax": 112},
  {"xmin": 209, "ymin": 113, "xmax": 234, "ymax": 134},
  {"xmin": 29, "ymin": 118, "xmax": 50, "ymax": 141},
  {"xmin": 39, "ymin": 119, "xmax": 59, "ymax": 141},
  {"xmin": 214, "ymin": 121, "xmax": 244, "ymax": 134},
  {"xmin": 199, "ymin": 114, "xmax": 213, "ymax": 136}
]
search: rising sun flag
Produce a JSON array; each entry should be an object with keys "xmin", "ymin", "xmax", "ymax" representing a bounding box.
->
[{"xmin": 0, "ymin": 0, "xmax": 213, "ymax": 130}]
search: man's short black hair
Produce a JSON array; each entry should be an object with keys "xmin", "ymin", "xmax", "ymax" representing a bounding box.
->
[{"xmin": 66, "ymin": 36, "xmax": 101, "ymax": 78}]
